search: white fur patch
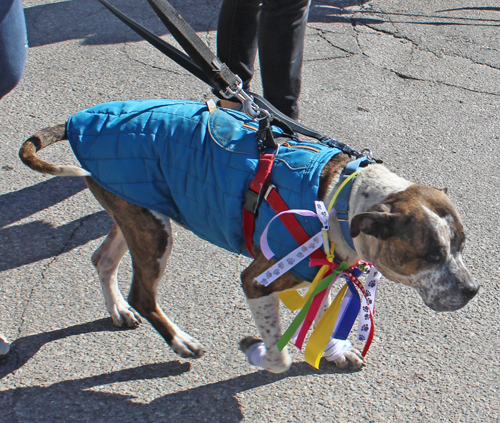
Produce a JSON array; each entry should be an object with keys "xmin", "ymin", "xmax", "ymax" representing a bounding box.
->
[
  {"xmin": 422, "ymin": 205, "xmax": 452, "ymax": 255},
  {"xmin": 247, "ymin": 295, "xmax": 292, "ymax": 373}
]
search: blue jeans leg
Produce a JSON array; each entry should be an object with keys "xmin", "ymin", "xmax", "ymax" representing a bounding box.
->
[{"xmin": 0, "ymin": 0, "xmax": 28, "ymax": 99}]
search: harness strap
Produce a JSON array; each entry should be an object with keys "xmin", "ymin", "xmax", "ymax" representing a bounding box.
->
[
  {"xmin": 242, "ymin": 154, "xmax": 275, "ymax": 257},
  {"xmin": 265, "ymin": 187, "xmax": 326, "ymax": 261}
]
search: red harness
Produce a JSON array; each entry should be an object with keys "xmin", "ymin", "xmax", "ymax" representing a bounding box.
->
[{"xmin": 242, "ymin": 152, "xmax": 325, "ymax": 262}]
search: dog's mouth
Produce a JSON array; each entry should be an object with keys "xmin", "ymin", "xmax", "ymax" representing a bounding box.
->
[
  {"xmin": 417, "ymin": 281, "xmax": 479, "ymax": 312},
  {"xmin": 375, "ymin": 265, "xmax": 479, "ymax": 312}
]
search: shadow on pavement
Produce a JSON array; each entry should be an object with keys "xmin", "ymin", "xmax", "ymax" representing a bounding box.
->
[
  {"xmin": 0, "ymin": 317, "xmax": 358, "ymax": 422},
  {"xmin": 0, "ymin": 177, "xmax": 111, "ymax": 271},
  {"xmin": 25, "ymin": 0, "xmax": 378, "ymax": 48},
  {"xmin": 24, "ymin": 0, "xmax": 499, "ymax": 50}
]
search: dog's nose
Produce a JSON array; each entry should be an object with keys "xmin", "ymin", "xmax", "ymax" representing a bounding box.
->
[{"xmin": 462, "ymin": 282, "xmax": 479, "ymax": 300}]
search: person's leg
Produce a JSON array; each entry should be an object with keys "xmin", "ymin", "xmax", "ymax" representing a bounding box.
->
[
  {"xmin": 259, "ymin": 0, "xmax": 310, "ymax": 119},
  {"xmin": 0, "ymin": 0, "xmax": 27, "ymax": 357},
  {"xmin": 216, "ymin": 0, "xmax": 261, "ymax": 91},
  {"xmin": 0, "ymin": 0, "xmax": 28, "ymax": 99}
]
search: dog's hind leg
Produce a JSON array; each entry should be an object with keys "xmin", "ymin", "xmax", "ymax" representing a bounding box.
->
[
  {"xmin": 85, "ymin": 177, "xmax": 204, "ymax": 358},
  {"xmin": 92, "ymin": 223, "xmax": 142, "ymax": 328},
  {"xmin": 124, "ymin": 211, "xmax": 204, "ymax": 359}
]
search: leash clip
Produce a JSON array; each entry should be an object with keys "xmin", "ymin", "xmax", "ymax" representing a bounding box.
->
[{"xmin": 220, "ymin": 75, "xmax": 272, "ymax": 120}]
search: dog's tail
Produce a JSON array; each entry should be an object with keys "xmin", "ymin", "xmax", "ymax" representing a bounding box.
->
[{"xmin": 19, "ymin": 123, "xmax": 91, "ymax": 177}]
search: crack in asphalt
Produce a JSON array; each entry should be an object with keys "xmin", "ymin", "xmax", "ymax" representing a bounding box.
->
[
  {"xmin": 362, "ymin": 21, "xmax": 500, "ymax": 71},
  {"xmin": 314, "ymin": 28, "xmax": 359, "ymax": 55},
  {"xmin": 348, "ymin": 16, "xmax": 500, "ymax": 96},
  {"xmin": 15, "ymin": 217, "xmax": 91, "ymax": 340},
  {"xmin": 122, "ymin": 42, "xmax": 191, "ymax": 76}
]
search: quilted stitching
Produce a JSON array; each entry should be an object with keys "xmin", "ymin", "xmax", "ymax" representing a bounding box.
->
[{"xmin": 67, "ymin": 99, "xmax": 342, "ymax": 281}]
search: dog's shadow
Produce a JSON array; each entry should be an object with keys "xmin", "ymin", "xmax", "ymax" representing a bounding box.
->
[
  {"xmin": 0, "ymin": 177, "xmax": 111, "ymax": 271},
  {"xmin": 0, "ymin": 318, "xmax": 359, "ymax": 422}
]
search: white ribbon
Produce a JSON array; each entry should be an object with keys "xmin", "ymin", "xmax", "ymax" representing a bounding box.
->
[
  {"xmin": 357, "ymin": 266, "xmax": 381, "ymax": 341},
  {"xmin": 255, "ymin": 202, "xmax": 333, "ymax": 287},
  {"xmin": 323, "ymin": 338, "xmax": 352, "ymax": 361},
  {"xmin": 255, "ymin": 229, "xmax": 323, "ymax": 286}
]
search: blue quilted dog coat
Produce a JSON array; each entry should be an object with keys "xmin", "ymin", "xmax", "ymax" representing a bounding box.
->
[{"xmin": 67, "ymin": 100, "xmax": 343, "ymax": 281}]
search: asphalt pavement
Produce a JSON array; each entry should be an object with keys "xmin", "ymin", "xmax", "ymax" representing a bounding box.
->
[{"xmin": 0, "ymin": 0, "xmax": 499, "ymax": 422}]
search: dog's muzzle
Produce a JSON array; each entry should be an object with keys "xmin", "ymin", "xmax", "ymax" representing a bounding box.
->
[{"xmin": 417, "ymin": 262, "xmax": 479, "ymax": 312}]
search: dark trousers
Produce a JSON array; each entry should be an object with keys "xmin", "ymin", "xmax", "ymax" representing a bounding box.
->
[
  {"xmin": 217, "ymin": 0, "xmax": 310, "ymax": 119},
  {"xmin": 0, "ymin": 0, "xmax": 28, "ymax": 99}
]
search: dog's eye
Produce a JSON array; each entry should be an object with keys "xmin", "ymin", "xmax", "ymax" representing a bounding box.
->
[{"xmin": 426, "ymin": 253, "xmax": 442, "ymax": 263}]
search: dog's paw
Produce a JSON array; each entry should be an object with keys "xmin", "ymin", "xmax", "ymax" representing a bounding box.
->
[
  {"xmin": 324, "ymin": 339, "xmax": 365, "ymax": 370},
  {"xmin": 239, "ymin": 336, "xmax": 292, "ymax": 374},
  {"xmin": 330, "ymin": 348, "xmax": 365, "ymax": 370},
  {"xmin": 239, "ymin": 336, "xmax": 263, "ymax": 354},
  {"xmin": 109, "ymin": 303, "xmax": 142, "ymax": 328},
  {"xmin": 171, "ymin": 331, "xmax": 204, "ymax": 359}
]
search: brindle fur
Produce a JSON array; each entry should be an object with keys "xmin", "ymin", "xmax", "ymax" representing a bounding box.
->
[{"xmin": 19, "ymin": 120, "xmax": 478, "ymax": 373}]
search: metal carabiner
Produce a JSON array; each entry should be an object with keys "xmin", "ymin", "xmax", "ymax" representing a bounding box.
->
[
  {"xmin": 220, "ymin": 76, "xmax": 271, "ymax": 120},
  {"xmin": 360, "ymin": 148, "xmax": 374, "ymax": 160}
]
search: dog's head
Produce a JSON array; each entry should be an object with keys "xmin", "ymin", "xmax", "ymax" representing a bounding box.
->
[{"xmin": 350, "ymin": 185, "xmax": 478, "ymax": 311}]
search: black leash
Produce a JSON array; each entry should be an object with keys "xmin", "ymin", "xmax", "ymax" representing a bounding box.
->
[{"xmin": 98, "ymin": 0, "xmax": 364, "ymax": 157}]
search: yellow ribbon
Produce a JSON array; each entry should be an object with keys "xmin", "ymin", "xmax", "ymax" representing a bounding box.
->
[
  {"xmin": 304, "ymin": 282, "xmax": 348, "ymax": 368},
  {"xmin": 327, "ymin": 170, "xmax": 360, "ymax": 213},
  {"xmin": 278, "ymin": 265, "xmax": 329, "ymax": 310}
]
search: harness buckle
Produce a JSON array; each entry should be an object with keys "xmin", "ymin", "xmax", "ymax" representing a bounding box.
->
[
  {"xmin": 243, "ymin": 183, "xmax": 277, "ymax": 216},
  {"xmin": 264, "ymin": 184, "xmax": 276, "ymax": 201},
  {"xmin": 243, "ymin": 188, "xmax": 261, "ymax": 215}
]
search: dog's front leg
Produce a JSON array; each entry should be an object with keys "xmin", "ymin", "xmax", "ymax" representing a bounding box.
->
[
  {"xmin": 240, "ymin": 251, "xmax": 305, "ymax": 373},
  {"xmin": 243, "ymin": 293, "xmax": 292, "ymax": 373}
]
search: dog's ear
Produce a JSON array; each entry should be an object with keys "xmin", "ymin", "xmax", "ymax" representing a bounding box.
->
[
  {"xmin": 438, "ymin": 187, "xmax": 448, "ymax": 195},
  {"xmin": 350, "ymin": 211, "xmax": 396, "ymax": 239}
]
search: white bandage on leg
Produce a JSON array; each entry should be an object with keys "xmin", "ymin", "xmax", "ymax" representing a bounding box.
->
[
  {"xmin": 0, "ymin": 333, "xmax": 10, "ymax": 357},
  {"xmin": 323, "ymin": 338, "xmax": 351, "ymax": 361},
  {"xmin": 246, "ymin": 341, "xmax": 267, "ymax": 368}
]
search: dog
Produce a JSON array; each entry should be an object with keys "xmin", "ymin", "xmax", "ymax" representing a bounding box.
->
[{"xmin": 19, "ymin": 99, "xmax": 479, "ymax": 373}]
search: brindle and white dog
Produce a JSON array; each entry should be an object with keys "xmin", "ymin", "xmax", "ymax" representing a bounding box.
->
[{"xmin": 19, "ymin": 113, "xmax": 478, "ymax": 373}]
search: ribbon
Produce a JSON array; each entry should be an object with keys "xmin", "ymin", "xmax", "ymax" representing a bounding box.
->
[
  {"xmin": 277, "ymin": 261, "xmax": 348, "ymax": 351},
  {"xmin": 331, "ymin": 276, "xmax": 361, "ymax": 340},
  {"xmin": 357, "ymin": 266, "xmax": 381, "ymax": 341},
  {"xmin": 292, "ymin": 255, "xmax": 340, "ymax": 349},
  {"xmin": 260, "ymin": 208, "xmax": 323, "ymax": 260},
  {"xmin": 344, "ymin": 269, "xmax": 375, "ymax": 357},
  {"xmin": 255, "ymin": 230, "xmax": 323, "ymax": 286},
  {"xmin": 278, "ymin": 260, "xmax": 332, "ymax": 310},
  {"xmin": 304, "ymin": 282, "xmax": 348, "ymax": 368},
  {"xmin": 256, "ymin": 202, "xmax": 332, "ymax": 287},
  {"xmin": 294, "ymin": 283, "xmax": 331, "ymax": 350}
]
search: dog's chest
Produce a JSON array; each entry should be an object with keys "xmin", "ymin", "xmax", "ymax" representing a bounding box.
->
[{"xmin": 67, "ymin": 99, "xmax": 342, "ymax": 280}]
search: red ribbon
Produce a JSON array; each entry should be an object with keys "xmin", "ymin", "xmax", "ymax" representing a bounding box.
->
[
  {"xmin": 294, "ymin": 258, "xmax": 340, "ymax": 349},
  {"xmin": 295, "ymin": 257, "xmax": 338, "ymax": 350},
  {"xmin": 309, "ymin": 258, "xmax": 339, "ymax": 274}
]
